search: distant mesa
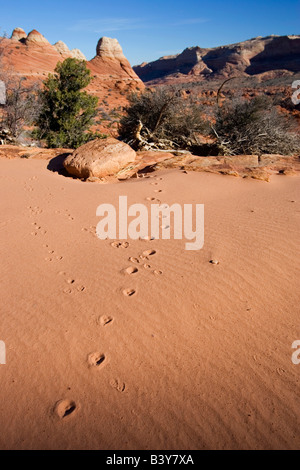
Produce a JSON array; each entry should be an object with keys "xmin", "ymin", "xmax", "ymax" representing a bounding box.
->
[{"xmin": 133, "ymin": 35, "xmax": 300, "ymax": 84}]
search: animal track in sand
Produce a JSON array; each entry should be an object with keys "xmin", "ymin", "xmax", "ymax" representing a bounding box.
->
[
  {"xmin": 154, "ymin": 189, "xmax": 162, "ymax": 193},
  {"xmin": 28, "ymin": 206, "xmax": 43, "ymax": 216},
  {"xmin": 62, "ymin": 277, "xmax": 86, "ymax": 293},
  {"xmin": 110, "ymin": 379, "xmax": 126, "ymax": 392},
  {"xmin": 88, "ymin": 352, "xmax": 106, "ymax": 368},
  {"xmin": 125, "ymin": 266, "xmax": 139, "ymax": 275},
  {"xmin": 31, "ymin": 222, "xmax": 46, "ymax": 236},
  {"xmin": 63, "ymin": 288, "xmax": 73, "ymax": 294},
  {"xmin": 77, "ymin": 285, "xmax": 86, "ymax": 292},
  {"xmin": 140, "ymin": 235, "xmax": 155, "ymax": 241},
  {"xmin": 123, "ymin": 288, "xmax": 136, "ymax": 297},
  {"xmin": 209, "ymin": 259, "xmax": 220, "ymax": 265},
  {"xmin": 129, "ymin": 257, "xmax": 140, "ymax": 264},
  {"xmin": 142, "ymin": 249, "xmax": 156, "ymax": 257},
  {"xmin": 81, "ymin": 226, "xmax": 97, "ymax": 238},
  {"xmin": 153, "ymin": 270, "xmax": 163, "ymax": 275},
  {"xmin": 145, "ymin": 197, "xmax": 161, "ymax": 203},
  {"xmin": 111, "ymin": 241, "xmax": 129, "ymax": 249},
  {"xmin": 143, "ymin": 264, "xmax": 151, "ymax": 269},
  {"xmin": 98, "ymin": 315, "xmax": 113, "ymax": 326},
  {"xmin": 54, "ymin": 399, "xmax": 77, "ymax": 419}
]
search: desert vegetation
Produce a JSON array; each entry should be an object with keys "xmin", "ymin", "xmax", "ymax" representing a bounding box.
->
[
  {"xmin": 211, "ymin": 95, "xmax": 300, "ymax": 156},
  {"xmin": 118, "ymin": 87, "xmax": 209, "ymax": 151},
  {"xmin": 35, "ymin": 58, "xmax": 102, "ymax": 148},
  {"xmin": 118, "ymin": 84, "xmax": 299, "ymax": 156}
]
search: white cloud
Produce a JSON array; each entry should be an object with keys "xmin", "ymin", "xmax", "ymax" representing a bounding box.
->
[
  {"xmin": 69, "ymin": 17, "xmax": 209, "ymax": 33},
  {"xmin": 69, "ymin": 18, "xmax": 143, "ymax": 33}
]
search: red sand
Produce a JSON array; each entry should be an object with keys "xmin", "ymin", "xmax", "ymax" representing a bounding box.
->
[{"xmin": 0, "ymin": 157, "xmax": 299, "ymax": 449}]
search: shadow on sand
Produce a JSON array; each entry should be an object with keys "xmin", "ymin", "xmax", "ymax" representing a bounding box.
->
[{"xmin": 47, "ymin": 153, "xmax": 73, "ymax": 177}]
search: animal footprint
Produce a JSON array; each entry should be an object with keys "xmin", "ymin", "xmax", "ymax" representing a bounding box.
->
[
  {"xmin": 111, "ymin": 241, "xmax": 129, "ymax": 249},
  {"xmin": 98, "ymin": 315, "xmax": 113, "ymax": 326},
  {"xmin": 143, "ymin": 249, "xmax": 156, "ymax": 257},
  {"xmin": 120, "ymin": 242, "xmax": 129, "ymax": 249},
  {"xmin": 129, "ymin": 257, "xmax": 140, "ymax": 264},
  {"xmin": 63, "ymin": 288, "xmax": 73, "ymax": 294},
  {"xmin": 110, "ymin": 379, "xmax": 126, "ymax": 393},
  {"xmin": 123, "ymin": 288, "xmax": 136, "ymax": 297},
  {"xmin": 125, "ymin": 266, "xmax": 138, "ymax": 275},
  {"xmin": 111, "ymin": 241, "xmax": 121, "ymax": 248},
  {"xmin": 54, "ymin": 399, "xmax": 77, "ymax": 419},
  {"xmin": 88, "ymin": 352, "xmax": 106, "ymax": 368},
  {"xmin": 153, "ymin": 270, "xmax": 163, "ymax": 275},
  {"xmin": 77, "ymin": 285, "xmax": 86, "ymax": 292},
  {"xmin": 140, "ymin": 235, "xmax": 155, "ymax": 241}
]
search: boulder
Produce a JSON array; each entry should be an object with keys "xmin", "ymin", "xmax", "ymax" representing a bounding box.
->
[{"xmin": 63, "ymin": 138, "xmax": 136, "ymax": 179}]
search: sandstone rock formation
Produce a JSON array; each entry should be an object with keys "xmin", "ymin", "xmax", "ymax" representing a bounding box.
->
[
  {"xmin": 88, "ymin": 36, "xmax": 141, "ymax": 81},
  {"xmin": 96, "ymin": 37, "xmax": 126, "ymax": 60},
  {"xmin": 70, "ymin": 48, "xmax": 86, "ymax": 61},
  {"xmin": 53, "ymin": 40, "xmax": 70, "ymax": 54},
  {"xmin": 0, "ymin": 29, "xmax": 143, "ymax": 112},
  {"xmin": 54, "ymin": 41, "xmax": 86, "ymax": 60},
  {"xmin": 63, "ymin": 137, "xmax": 136, "ymax": 179},
  {"xmin": 11, "ymin": 27, "xmax": 27, "ymax": 41},
  {"xmin": 25, "ymin": 29, "xmax": 51, "ymax": 46},
  {"xmin": 133, "ymin": 35, "xmax": 300, "ymax": 84}
]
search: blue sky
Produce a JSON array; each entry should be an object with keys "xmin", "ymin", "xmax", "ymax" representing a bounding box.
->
[{"xmin": 1, "ymin": 0, "xmax": 299, "ymax": 65}]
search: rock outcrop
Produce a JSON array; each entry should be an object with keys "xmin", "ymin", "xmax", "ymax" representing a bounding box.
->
[
  {"xmin": 0, "ymin": 29, "xmax": 144, "ymax": 112},
  {"xmin": 54, "ymin": 41, "xmax": 86, "ymax": 60},
  {"xmin": 11, "ymin": 27, "xmax": 27, "ymax": 41},
  {"xmin": 70, "ymin": 48, "xmax": 86, "ymax": 61},
  {"xmin": 25, "ymin": 29, "xmax": 51, "ymax": 46},
  {"xmin": 133, "ymin": 35, "xmax": 300, "ymax": 84},
  {"xmin": 63, "ymin": 138, "xmax": 136, "ymax": 179},
  {"xmin": 96, "ymin": 37, "xmax": 126, "ymax": 61},
  {"xmin": 88, "ymin": 36, "xmax": 141, "ymax": 81},
  {"xmin": 53, "ymin": 40, "xmax": 70, "ymax": 54}
]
